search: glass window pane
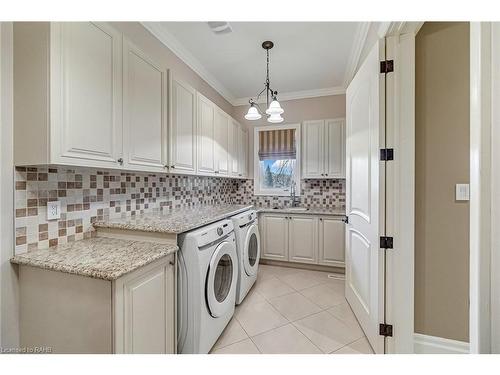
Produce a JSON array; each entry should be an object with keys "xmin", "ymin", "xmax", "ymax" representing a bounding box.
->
[
  {"xmin": 259, "ymin": 159, "xmax": 296, "ymax": 191},
  {"xmin": 213, "ymin": 254, "xmax": 233, "ymax": 303}
]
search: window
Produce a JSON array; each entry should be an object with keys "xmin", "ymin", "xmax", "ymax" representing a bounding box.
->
[{"xmin": 253, "ymin": 124, "xmax": 301, "ymax": 196}]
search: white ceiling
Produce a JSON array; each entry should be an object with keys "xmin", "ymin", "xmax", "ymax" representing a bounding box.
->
[{"xmin": 143, "ymin": 22, "xmax": 370, "ymax": 105}]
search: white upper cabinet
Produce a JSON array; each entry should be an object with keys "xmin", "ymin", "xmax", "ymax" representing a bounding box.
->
[
  {"xmin": 52, "ymin": 22, "xmax": 123, "ymax": 167},
  {"xmin": 228, "ymin": 119, "xmax": 238, "ymax": 177},
  {"xmin": 237, "ymin": 125, "xmax": 249, "ymax": 178},
  {"xmin": 197, "ymin": 93, "xmax": 216, "ymax": 175},
  {"xmin": 214, "ymin": 108, "xmax": 229, "ymax": 175},
  {"xmin": 302, "ymin": 118, "xmax": 345, "ymax": 179},
  {"xmin": 325, "ymin": 119, "xmax": 345, "ymax": 178},
  {"xmin": 302, "ymin": 120, "xmax": 325, "ymax": 178},
  {"xmin": 169, "ymin": 75, "xmax": 197, "ymax": 174},
  {"xmin": 123, "ymin": 39, "xmax": 168, "ymax": 172}
]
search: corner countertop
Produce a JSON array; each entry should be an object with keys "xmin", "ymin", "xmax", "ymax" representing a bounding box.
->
[
  {"xmin": 93, "ymin": 204, "xmax": 254, "ymax": 235},
  {"xmin": 256, "ymin": 207, "xmax": 346, "ymax": 216},
  {"xmin": 10, "ymin": 237, "xmax": 178, "ymax": 281}
]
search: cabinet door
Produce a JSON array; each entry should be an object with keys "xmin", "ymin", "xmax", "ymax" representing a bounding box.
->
[
  {"xmin": 170, "ymin": 75, "xmax": 197, "ymax": 174},
  {"xmin": 319, "ymin": 217, "xmax": 345, "ymax": 266},
  {"xmin": 114, "ymin": 255, "xmax": 176, "ymax": 354},
  {"xmin": 261, "ymin": 214, "xmax": 288, "ymax": 260},
  {"xmin": 288, "ymin": 216, "xmax": 318, "ymax": 264},
  {"xmin": 238, "ymin": 126, "xmax": 248, "ymax": 178},
  {"xmin": 197, "ymin": 93, "xmax": 216, "ymax": 174},
  {"xmin": 325, "ymin": 119, "xmax": 346, "ymax": 178},
  {"xmin": 51, "ymin": 22, "xmax": 122, "ymax": 167},
  {"xmin": 302, "ymin": 120, "xmax": 325, "ymax": 178},
  {"xmin": 214, "ymin": 109, "xmax": 229, "ymax": 175},
  {"xmin": 123, "ymin": 39, "xmax": 167, "ymax": 172},
  {"xmin": 229, "ymin": 119, "xmax": 239, "ymax": 176}
]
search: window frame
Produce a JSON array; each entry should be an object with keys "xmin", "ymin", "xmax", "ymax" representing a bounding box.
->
[{"xmin": 253, "ymin": 123, "xmax": 301, "ymax": 196}]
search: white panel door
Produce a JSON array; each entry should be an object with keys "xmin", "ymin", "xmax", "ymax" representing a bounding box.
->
[
  {"xmin": 123, "ymin": 39, "xmax": 167, "ymax": 172},
  {"xmin": 345, "ymin": 40, "xmax": 385, "ymax": 354},
  {"xmin": 214, "ymin": 109, "xmax": 229, "ymax": 175},
  {"xmin": 288, "ymin": 216, "xmax": 318, "ymax": 264},
  {"xmin": 170, "ymin": 75, "xmax": 197, "ymax": 174},
  {"xmin": 229, "ymin": 120, "xmax": 239, "ymax": 176},
  {"xmin": 325, "ymin": 119, "xmax": 346, "ymax": 178},
  {"xmin": 261, "ymin": 215, "xmax": 288, "ymax": 260},
  {"xmin": 302, "ymin": 120, "xmax": 325, "ymax": 178},
  {"xmin": 51, "ymin": 22, "xmax": 122, "ymax": 166},
  {"xmin": 319, "ymin": 217, "xmax": 345, "ymax": 266},
  {"xmin": 197, "ymin": 93, "xmax": 215, "ymax": 174}
]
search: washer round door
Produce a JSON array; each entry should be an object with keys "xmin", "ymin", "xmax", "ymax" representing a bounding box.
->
[
  {"xmin": 243, "ymin": 224, "xmax": 260, "ymax": 277},
  {"xmin": 206, "ymin": 241, "xmax": 236, "ymax": 318}
]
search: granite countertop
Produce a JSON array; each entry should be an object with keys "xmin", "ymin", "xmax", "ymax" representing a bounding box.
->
[
  {"xmin": 11, "ymin": 237, "xmax": 178, "ymax": 281},
  {"xmin": 93, "ymin": 204, "xmax": 254, "ymax": 234},
  {"xmin": 256, "ymin": 207, "xmax": 346, "ymax": 216}
]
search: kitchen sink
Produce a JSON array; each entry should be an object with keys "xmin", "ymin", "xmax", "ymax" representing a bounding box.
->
[{"xmin": 287, "ymin": 207, "xmax": 309, "ymax": 212}]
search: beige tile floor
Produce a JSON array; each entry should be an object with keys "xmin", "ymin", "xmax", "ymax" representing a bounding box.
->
[{"xmin": 210, "ymin": 264, "xmax": 375, "ymax": 354}]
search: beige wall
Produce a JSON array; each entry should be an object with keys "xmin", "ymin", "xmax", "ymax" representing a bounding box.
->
[
  {"xmin": 415, "ymin": 22, "xmax": 470, "ymax": 342},
  {"xmin": 111, "ymin": 22, "xmax": 233, "ymax": 115},
  {"xmin": 233, "ymin": 94, "xmax": 346, "ymax": 178}
]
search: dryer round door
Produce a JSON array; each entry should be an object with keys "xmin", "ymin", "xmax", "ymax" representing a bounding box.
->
[
  {"xmin": 206, "ymin": 241, "xmax": 236, "ymax": 318},
  {"xmin": 243, "ymin": 224, "xmax": 260, "ymax": 277}
]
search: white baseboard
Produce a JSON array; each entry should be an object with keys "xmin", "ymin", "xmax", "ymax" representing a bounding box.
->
[{"xmin": 414, "ymin": 333, "xmax": 470, "ymax": 354}]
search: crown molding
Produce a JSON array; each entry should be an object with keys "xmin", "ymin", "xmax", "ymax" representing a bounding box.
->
[
  {"xmin": 141, "ymin": 22, "xmax": 236, "ymax": 104},
  {"xmin": 343, "ymin": 22, "xmax": 371, "ymax": 88},
  {"xmin": 232, "ymin": 86, "xmax": 346, "ymax": 107}
]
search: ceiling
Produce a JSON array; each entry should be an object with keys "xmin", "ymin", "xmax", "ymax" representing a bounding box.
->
[{"xmin": 143, "ymin": 22, "xmax": 370, "ymax": 106}]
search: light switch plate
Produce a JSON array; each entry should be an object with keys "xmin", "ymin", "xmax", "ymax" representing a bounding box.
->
[
  {"xmin": 455, "ymin": 184, "xmax": 470, "ymax": 201},
  {"xmin": 47, "ymin": 201, "xmax": 61, "ymax": 220}
]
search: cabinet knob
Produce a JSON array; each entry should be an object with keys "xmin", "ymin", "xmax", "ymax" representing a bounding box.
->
[
  {"xmin": 321, "ymin": 173, "xmax": 324, "ymax": 176},
  {"xmin": 169, "ymin": 260, "xmax": 175, "ymax": 266},
  {"xmin": 170, "ymin": 165, "xmax": 175, "ymax": 169},
  {"xmin": 325, "ymin": 173, "xmax": 328, "ymax": 176},
  {"xmin": 117, "ymin": 158, "xmax": 123, "ymax": 165},
  {"xmin": 164, "ymin": 164, "xmax": 169, "ymax": 169}
]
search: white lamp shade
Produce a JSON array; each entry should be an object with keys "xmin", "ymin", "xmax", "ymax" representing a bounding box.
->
[
  {"xmin": 244, "ymin": 105, "xmax": 262, "ymax": 120},
  {"xmin": 267, "ymin": 113, "xmax": 284, "ymax": 123},
  {"xmin": 265, "ymin": 99, "xmax": 284, "ymax": 115}
]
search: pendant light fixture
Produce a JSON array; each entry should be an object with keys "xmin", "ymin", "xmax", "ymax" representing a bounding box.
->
[{"xmin": 244, "ymin": 41, "xmax": 284, "ymax": 123}]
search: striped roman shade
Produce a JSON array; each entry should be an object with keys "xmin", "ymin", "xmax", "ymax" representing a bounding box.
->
[{"xmin": 258, "ymin": 129, "xmax": 296, "ymax": 160}]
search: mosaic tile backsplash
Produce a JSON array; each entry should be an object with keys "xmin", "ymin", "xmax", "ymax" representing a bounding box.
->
[{"xmin": 14, "ymin": 166, "xmax": 345, "ymax": 254}]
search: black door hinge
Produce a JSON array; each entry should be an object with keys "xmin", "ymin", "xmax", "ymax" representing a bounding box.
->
[
  {"xmin": 379, "ymin": 323, "xmax": 393, "ymax": 337},
  {"xmin": 380, "ymin": 60, "xmax": 394, "ymax": 74},
  {"xmin": 342, "ymin": 215, "xmax": 349, "ymax": 224},
  {"xmin": 380, "ymin": 148, "xmax": 394, "ymax": 161},
  {"xmin": 380, "ymin": 236, "xmax": 393, "ymax": 249}
]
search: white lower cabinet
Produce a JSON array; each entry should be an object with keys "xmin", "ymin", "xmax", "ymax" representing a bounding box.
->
[
  {"xmin": 318, "ymin": 217, "xmax": 345, "ymax": 267},
  {"xmin": 261, "ymin": 214, "xmax": 289, "ymax": 260},
  {"xmin": 19, "ymin": 254, "xmax": 176, "ymax": 354},
  {"xmin": 288, "ymin": 215, "xmax": 318, "ymax": 264},
  {"xmin": 260, "ymin": 213, "xmax": 345, "ymax": 267}
]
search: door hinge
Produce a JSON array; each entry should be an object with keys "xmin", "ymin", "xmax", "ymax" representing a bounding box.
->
[
  {"xmin": 380, "ymin": 60, "xmax": 394, "ymax": 74},
  {"xmin": 380, "ymin": 148, "xmax": 394, "ymax": 161},
  {"xmin": 379, "ymin": 323, "xmax": 393, "ymax": 337},
  {"xmin": 380, "ymin": 236, "xmax": 393, "ymax": 249}
]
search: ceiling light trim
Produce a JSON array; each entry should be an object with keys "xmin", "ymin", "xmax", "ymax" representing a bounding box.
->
[
  {"xmin": 233, "ymin": 86, "xmax": 346, "ymax": 107},
  {"xmin": 141, "ymin": 21, "xmax": 236, "ymax": 104},
  {"xmin": 343, "ymin": 22, "xmax": 371, "ymax": 88}
]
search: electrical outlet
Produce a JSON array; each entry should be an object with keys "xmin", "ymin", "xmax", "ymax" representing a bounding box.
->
[{"xmin": 47, "ymin": 201, "xmax": 61, "ymax": 220}]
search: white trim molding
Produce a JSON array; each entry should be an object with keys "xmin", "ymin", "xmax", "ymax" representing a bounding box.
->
[
  {"xmin": 232, "ymin": 86, "xmax": 346, "ymax": 107},
  {"xmin": 414, "ymin": 334, "xmax": 470, "ymax": 354},
  {"xmin": 343, "ymin": 22, "xmax": 370, "ymax": 88}
]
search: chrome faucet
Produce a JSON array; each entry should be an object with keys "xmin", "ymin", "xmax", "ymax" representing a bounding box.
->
[{"xmin": 289, "ymin": 181, "xmax": 300, "ymax": 207}]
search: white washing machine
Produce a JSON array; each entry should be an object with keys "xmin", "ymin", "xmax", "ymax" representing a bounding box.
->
[
  {"xmin": 177, "ymin": 219, "xmax": 238, "ymax": 354},
  {"xmin": 231, "ymin": 210, "xmax": 260, "ymax": 305}
]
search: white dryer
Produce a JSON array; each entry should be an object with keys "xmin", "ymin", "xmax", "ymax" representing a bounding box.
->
[
  {"xmin": 231, "ymin": 210, "xmax": 260, "ymax": 305},
  {"xmin": 177, "ymin": 219, "xmax": 238, "ymax": 354}
]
